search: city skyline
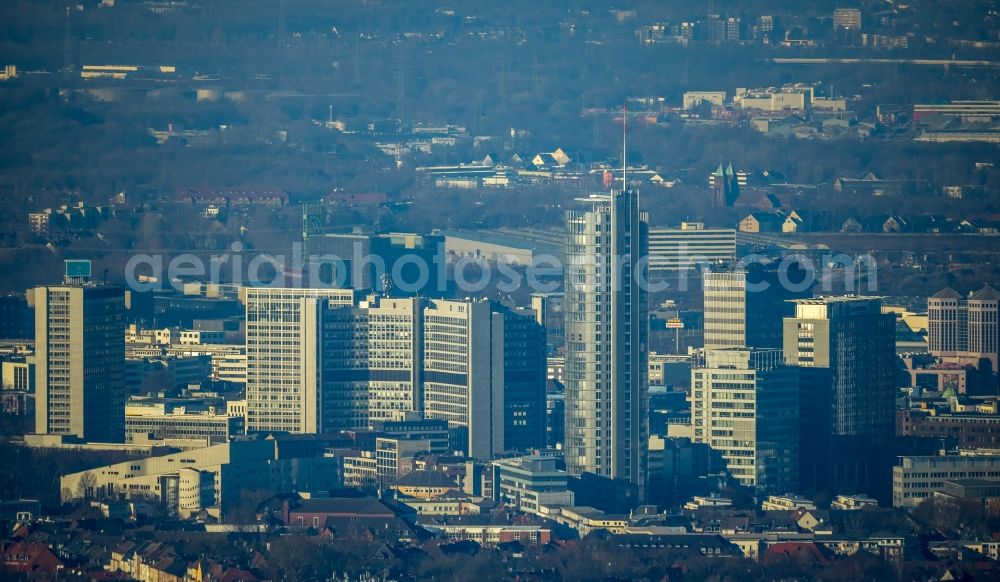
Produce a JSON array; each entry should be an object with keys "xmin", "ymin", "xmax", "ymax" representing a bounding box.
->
[{"xmin": 2, "ymin": 1, "xmax": 1000, "ymax": 580}]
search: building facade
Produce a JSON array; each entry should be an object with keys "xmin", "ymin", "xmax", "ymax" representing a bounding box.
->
[
  {"xmin": 124, "ymin": 408, "xmax": 243, "ymax": 445},
  {"xmin": 322, "ymin": 296, "xmax": 425, "ymax": 431},
  {"xmin": 691, "ymin": 348, "xmax": 798, "ymax": 494},
  {"xmin": 500, "ymin": 306, "xmax": 548, "ymax": 452},
  {"xmin": 833, "ymin": 8, "xmax": 862, "ymax": 30},
  {"xmin": 783, "ymin": 296, "xmax": 896, "ymax": 493},
  {"xmin": 648, "ymin": 223, "xmax": 736, "ymax": 274},
  {"xmin": 249, "ymin": 289, "xmax": 543, "ymax": 454},
  {"xmin": 33, "ymin": 283, "xmax": 126, "ymax": 442},
  {"xmin": 897, "ymin": 408, "xmax": 1000, "ymax": 448},
  {"xmin": 422, "ymin": 299, "xmax": 504, "ymax": 460},
  {"xmin": 245, "ymin": 288, "xmax": 356, "ymax": 434},
  {"xmin": 563, "ymin": 191, "xmax": 649, "ymax": 499},
  {"xmin": 928, "ymin": 285, "xmax": 1000, "ymax": 376},
  {"xmin": 703, "ymin": 265, "xmax": 810, "ymax": 351},
  {"xmin": 491, "ymin": 454, "xmax": 574, "ymax": 515},
  {"xmin": 893, "ymin": 454, "xmax": 1000, "ymax": 508},
  {"xmin": 531, "ymin": 292, "xmax": 566, "ymax": 355},
  {"xmin": 60, "ymin": 440, "xmax": 340, "ymax": 518}
]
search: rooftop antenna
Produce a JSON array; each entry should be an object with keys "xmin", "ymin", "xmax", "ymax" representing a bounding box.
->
[
  {"xmin": 62, "ymin": 5, "xmax": 73, "ymax": 75},
  {"xmin": 277, "ymin": 0, "xmax": 287, "ymax": 55},
  {"xmin": 622, "ymin": 103, "xmax": 627, "ymax": 191}
]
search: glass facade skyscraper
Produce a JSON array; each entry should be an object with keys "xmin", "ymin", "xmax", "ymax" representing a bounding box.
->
[{"xmin": 563, "ymin": 191, "xmax": 649, "ymax": 499}]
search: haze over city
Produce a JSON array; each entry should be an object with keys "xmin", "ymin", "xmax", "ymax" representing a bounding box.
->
[{"xmin": 0, "ymin": 1, "xmax": 999, "ymax": 580}]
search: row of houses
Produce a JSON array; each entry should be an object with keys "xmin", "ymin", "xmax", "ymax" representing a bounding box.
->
[
  {"xmin": 27, "ymin": 202, "xmax": 118, "ymax": 236},
  {"xmin": 740, "ymin": 210, "xmax": 1000, "ymax": 235}
]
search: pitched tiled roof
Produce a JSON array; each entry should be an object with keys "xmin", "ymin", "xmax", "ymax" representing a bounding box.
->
[{"xmin": 763, "ymin": 542, "xmax": 829, "ymax": 564}]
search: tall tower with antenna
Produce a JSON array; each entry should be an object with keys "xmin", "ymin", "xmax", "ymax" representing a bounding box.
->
[
  {"xmin": 62, "ymin": 5, "xmax": 74, "ymax": 75},
  {"xmin": 353, "ymin": 15, "xmax": 362, "ymax": 86},
  {"xmin": 563, "ymin": 104, "xmax": 649, "ymax": 500},
  {"xmin": 277, "ymin": 0, "xmax": 287, "ymax": 54},
  {"xmin": 622, "ymin": 103, "xmax": 628, "ymax": 188},
  {"xmin": 394, "ymin": 43, "xmax": 407, "ymax": 122}
]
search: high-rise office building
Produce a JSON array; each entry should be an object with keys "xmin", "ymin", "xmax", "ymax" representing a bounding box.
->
[
  {"xmin": 928, "ymin": 288, "xmax": 967, "ymax": 355},
  {"xmin": 929, "ymin": 285, "xmax": 1000, "ymax": 378},
  {"xmin": 422, "ymin": 299, "xmax": 504, "ymax": 460},
  {"xmin": 563, "ymin": 191, "xmax": 649, "ymax": 498},
  {"xmin": 783, "ymin": 296, "xmax": 896, "ymax": 493},
  {"xmin": 248, "ymin": 289, "xmax": 544, "ymax": 453},
  {"xmin": 33, "ymin": 275, "xmax": 126, "ymax": 442},
  {"xmin": 690, "ymin": 348, "xmax": 798, "ymax": 494},
  {"xmin": 648, "ymin": 223, "xmax": 736, "ymax": 274},
  {"xmin": 530, "ymin": 292, "xmax": 565, "ymax": 355},
  {"xmin": 322, "ymin": 296, "xmax": 424, "ymax": 431},
  {"xmin": 703, "ymin": 263, "xmax": 811, "ymax": 350},
  {"xmin": 245, "ymin": 287, "xmax": 356, "ymax": 434},
  {"xmin": 968, "ymin": 286, "xmax": 1000, "ymax": 371},
  {"xmin": 500, "ymin": 306, "xmax": 547, "ymax": 452},
  {"xmin": 305, "ymin": 231, "xmax": 445, "ymax": 295},
  {"xmin": 322, "ymin": 303, "xmax": 382, "ymax": 432},
  {"xmin": 0, "ymin": 294, "xmax": 33, "ymax": 340}
]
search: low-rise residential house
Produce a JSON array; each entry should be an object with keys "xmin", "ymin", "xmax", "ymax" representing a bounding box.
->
[
  {"xmin": 733, "ymin": 191, "xmax": 784, "ymax": 211},
  {"xmin": 531, "ymin": 153, "xmax": 560, "ymax": 169},
  {"xmin": 834, "ymin": 174, "xmax": 929, "ymax": 197},
  {"xmin": 840, "ymin": 217, "xmax": 864, "ymax": 233},
  {"xmin": 114, "ymin": 541, "xmax": 187, "ymax": 582},
  {"xmin": 963, "ymin": 541, "xmax": 1000, "ymax": 561},
  {"xmin": 763, "ymin": 542, "xmax": 830, "ymax": 565},
  {"xmin": 739, "ymin": 212, "xmax": 783, "ymax": 233},
  {"xmin": 175, "ymin": 188, "xmax": 289, "ymax": 207},
  {"xmin": 1, "ymin": 540, "xmax": 64, "ymax": 575},
  {"xmin": 284, "ymin": 497, "xmax": 420, "ymax": 541},
  {"xmin": 782, "ymin": 210, "xmax": 811, "ymax": 233},
  {"xmin": 882, "ymin": 215, "xmax": 909, "ymax": 233},
  {"xmin": 794, "ymin": 509, "xmax": 828, "ymax": 531}
]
